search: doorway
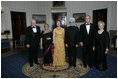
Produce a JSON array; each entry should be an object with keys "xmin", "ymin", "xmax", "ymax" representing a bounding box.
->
[
  {"xmin": 11, "ymin": 11, "xmax": 26, "ymax": 49},
  {"xmin": 93, "ymin": 8, "xmax": 107, "ymax": 30},
  {"xmin": 52, "ymin": 12, "xmax": 67, "ymax": 29}
]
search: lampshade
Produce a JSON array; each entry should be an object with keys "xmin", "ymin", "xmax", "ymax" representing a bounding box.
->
[
  {"xmin": 4, "ymin": 30, "xmax": 10, "ymax": 34},
  {"xmin": 1, "ymin": 7, "xmax": 4, "ymax": 13}
]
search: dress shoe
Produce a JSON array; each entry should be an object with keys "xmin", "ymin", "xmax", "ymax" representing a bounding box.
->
[
  {"xmin": 84, "ymin": 65, "xmax": 87, "ymax": 68},
  {"xmin": 30, "ymin": 64, "xmax": 33, "ymax": 67},
  {"xmin": 89, "ymin": 65, "xmax": 93, "ymax": 68},
  {"xmin": 35, "ymin": 62, "xmax": 39, "ymax": 65},
  {"xmin": 73, "ymin": 64, "xmax": 76, "ymax": 67}
]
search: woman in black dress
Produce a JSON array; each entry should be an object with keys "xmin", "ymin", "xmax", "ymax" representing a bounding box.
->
[
  {"xmin": 93, "ymin": 21, "xmax": 109, "ymax": 71},
  {"xmin": 41, "ymin": 24, "xmax": 53, "ymax": 66}
]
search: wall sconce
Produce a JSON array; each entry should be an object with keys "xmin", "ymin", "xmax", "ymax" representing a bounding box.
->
[
  {"xmin": 4, "ymin": 30, "xmax": 10, "ymax": 39},
  {"xmin": 1, "ymin": 7, "xmax": 4, "ymax": 13}
]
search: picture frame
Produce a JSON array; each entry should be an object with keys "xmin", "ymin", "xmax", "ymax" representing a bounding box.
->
[
  {"xmin": 52, "ymin": 1, "xmax": 65, "ymax": 8},
  {"xmin": 73, "ymin": 13, "xmax": 86, "ymax": 23},
  {"xmin": 32, "ymin": 14, "xmax": 46, "ymax": 24}
]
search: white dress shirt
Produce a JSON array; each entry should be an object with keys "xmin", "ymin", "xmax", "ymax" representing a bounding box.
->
[
  {"xmin": 85, "ymin": 23, "xmax": 90, "ymax": 34},
  {"xmin": 32, "ymin": 26, "xmax": 37, "ymax": 33}
]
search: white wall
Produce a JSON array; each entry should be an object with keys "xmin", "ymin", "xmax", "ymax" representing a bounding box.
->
[
  {"xmin": 66, "ymin": 1, "xmax": 117, "ymax": 31},
  {"xmin": 1, "ymin": 1, "xmax": 52, "ymax": 39},
  {"xmin": 1, "ymin": 1, "xmax": 117, "ymax": 39},
  {"xmin": 109, "ymin": 1, "xmax": 117, "ymax": 30}
]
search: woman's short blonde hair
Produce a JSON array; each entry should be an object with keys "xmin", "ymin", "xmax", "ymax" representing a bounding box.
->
[{"xmin": 98, "ymin": 21, "xmax": 105, "ymax": 26}]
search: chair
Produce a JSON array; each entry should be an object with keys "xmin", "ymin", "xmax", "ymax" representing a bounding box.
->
[
  {"xmin": 15, "ymin": 35, "xmax": 25, "ymax": 49},
  {"xmin": 109, "ymin": 30, "xmax": 117, "ymax": 50},
  {"xmin": 1, "ymin": 39, "xmax": 12, "ymax": 52}
]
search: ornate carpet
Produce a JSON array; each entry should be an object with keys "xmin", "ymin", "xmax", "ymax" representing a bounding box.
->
[{"xmin": 22, "ymin": 59, "xmax": 90, "ymax": 78}]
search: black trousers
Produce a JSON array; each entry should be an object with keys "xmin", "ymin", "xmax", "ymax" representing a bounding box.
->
[
  {"xmin": 82, "ymin": 45, "xmax": 94, "ymax": 67},
  {"xmin": 29, "ymin": 46, "xmax": 39, "ymax": 66},
  {"xmin": 68, "ymin": 47, "xmax": 77, "ymax": 67}
]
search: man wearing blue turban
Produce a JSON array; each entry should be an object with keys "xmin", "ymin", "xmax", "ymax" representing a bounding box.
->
[
  {"xmin": 68, "ymin": 17, "xmax": 76, "ymax": 23},
  {"xmin": 65, "ymin": 17, "xmax": 80, "ymax": 67}
]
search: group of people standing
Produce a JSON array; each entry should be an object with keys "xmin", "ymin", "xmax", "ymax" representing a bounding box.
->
[{"xmin": 25, "ymin": 15, "xmax": 109, "ymax": 71}]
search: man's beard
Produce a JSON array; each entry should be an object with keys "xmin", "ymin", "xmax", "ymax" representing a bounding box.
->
[{"xmin": 70, "ymin": 23, "xmax": 75, "ymax": 26}]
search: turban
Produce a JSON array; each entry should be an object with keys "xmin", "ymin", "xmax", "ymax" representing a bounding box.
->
[{"xmin": 68, "ymin": 17, "xmax": 75, "ymax": 23}]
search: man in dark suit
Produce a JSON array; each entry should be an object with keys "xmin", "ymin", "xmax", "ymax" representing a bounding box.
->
[
  {"xmin": 80, "ymin": 15, "xmax": 96, "ymax": 68},
  {"xmin": 65, "ymin": 17, "xmax": 79, "ymax": 67},
  {"xmin": 25, "ymin": 19, "xmax": 41, "ymax": 67}
]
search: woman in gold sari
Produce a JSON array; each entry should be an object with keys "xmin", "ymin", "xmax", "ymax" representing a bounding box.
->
[{"xmin": 53, "ymin": 20, "xmax": 66, "ymax": 66}]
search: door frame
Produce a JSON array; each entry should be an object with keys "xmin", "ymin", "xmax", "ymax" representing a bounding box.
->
[
  {"xmin": 51, "ymin": 12, "xmax": 67, "ymax": 29},
  {"xmin": 93, "ymin": 8, "xmax": 107, "ymax": 31},
  {"xmin": 10, "ymin": 8, "xmax": 28, "ymax": 39},
  {"xmin": 92, "ymin": 7, "xmax": 110, "ymax": 31},
  {"xmin": 10, "ymin": 11, "xmax": 27, "ymax": 49}
]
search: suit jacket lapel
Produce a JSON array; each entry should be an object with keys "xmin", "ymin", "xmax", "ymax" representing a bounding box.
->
[
  {"xmin": 29, "ymin": 26, "xmax": 34, "ymax": 33},
  {"xmin": 89, "ymin": 23, "xmax": 92, "ymax": 35},
  {"xmin": 84, "ymin": 23, "xmax": 88, "ymax": 35},
  {"xmin": 36, "ymin": 26, "xmax": 39, "ymax": 33}
]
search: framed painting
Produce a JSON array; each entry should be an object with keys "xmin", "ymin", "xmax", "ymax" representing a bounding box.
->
[
  {"xmin": 52, "ymin": 1, "xmax": 65, "ymax": 8},
  {"xmin": 73, "ymin": 13, "xmax": 86, "ymax": 22},
  {"xmin": 32, "ymin": 14, "xmax": 46, "ymax": 24}
]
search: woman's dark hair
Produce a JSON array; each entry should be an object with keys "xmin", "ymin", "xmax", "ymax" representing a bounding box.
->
[
  {"xmin": 55, "ymin": 20, "xmax": 62, "ymax": 27},
  {"xmin": 56, "ymin": 20, "xmax": 62, "ymax": 25},
  {"xmin": 53, "ymin": 20, "xmax": 62, "ymax": 29},
  {"xmin": 44, "ymin": 24, "xmax": 49, "ymax": 28}
]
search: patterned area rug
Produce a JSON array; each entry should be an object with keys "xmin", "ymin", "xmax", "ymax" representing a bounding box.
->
[{"xmin": 22, "ymin": 59, "xmax": 90, "ymax": 78}]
